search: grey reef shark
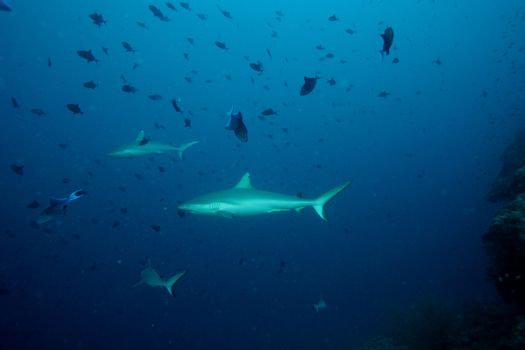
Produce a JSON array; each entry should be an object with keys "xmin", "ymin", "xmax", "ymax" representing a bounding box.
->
[
  {"xmin": 178, "ymin": 172, "xmax": 350, "ymax": 220},
  {"xmin": 134, "ymin": 261, "xmax": 186, "ymax": 297},
  {"xmin": 109, "ymin": 130, "xmax": 199, "ymax": 159}
]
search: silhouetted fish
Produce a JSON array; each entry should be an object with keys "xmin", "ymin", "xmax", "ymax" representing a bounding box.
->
[
  {"xmin": 392, "ymin": 57, "xmax": 399, "ymax": 64},
  {"xmin": 149, "ymin": 5, "xmax": 170, "ymax": 21},
  {"xmin": 180, "ymin": 2, "xmax": 190, "ymax": 10},
  {"xmin": 328, "ymin": 14, "xmax": 339, "ymax": 21},
  {"xmin": 217, "ymin": 5, "xmax": 232, "ymax": 19},
  {"xmin": 197, "ymin": 13, "xmax": 207, "ymax": 20},
  {"xmin": 166, "ymin": 2, "xmax": 176, "ymax": 11},
  {"xmin": 101, "ymin": 46, "xmax": 109, "ymax": 55},
  {"xmin": 77, "ymin": 50, "xmax": 98, "ymax": 63},
  {"xmin": 150, "ymin": 224, "xmax": 161, "ymax": 232},
  {"xmin": 249, "ymin": 62, "xmax": 264, "ymax": 72},
  {"xmin": 30, "ymin": 108, "xmax": 46, "ymax": 116},
  {"xmin": 380, "ymin": 26, "xmax": 394, "ymax": 56},
  {"xmin": 122, "ymin": 84, "xmax": 137, "ymax": 93},
  {"xmin": 10, "ymin": 163, "xmax": 23, "ymax": 176},
  {"xmin": 378, "ymin": 90, "xmax": 390, "ymax": 98},
  {"xmin": 327, "ymin": 78, "xmax": 336, "ymax": 86},
  {"xmin": 47, "ymin": 57, "xmax": 52, "ymax": 67},
  {"xmin": 148, "ymin": 94, "xmax": 162, "ymax": 101},
  {"xmin": 171, "ymin": 99, "xmax": 182, "ymax": 112},
  {"xmin": 225, "ymin": 107, "xmax": 248, "ymax": 142},
  {"xmin": 67, "ymin": 104, "xmax": 83, "ymax": 115},
  {"xmin": 137, "ymin": 21, "xmax": 148, "ymax": 29},
  {"xmin": 83, "ymin": 80, "xmax": 98, "ymax": 89},
  {"xmin": 261, "ymin": 108, "xmax": 277, "ymax": 116},
  {"xmin": 122, "ymin": 41, "xmax": 136, "ymax": 53},
  {"xmin": 89, "ymin": 13, "xmax": 106, "ymax": 27},
  {"xmin": 184, "ymin": 118, "xmax": 191, "ymax": 128},
  {"xmin": 345, "ymin": 28, "xmax": 356, "ymax": 35},
  {"xmin": 0, "ymin": 0, "xmax": 12, "ymax": 11},
  {"xmin": 300, "ymin": 76, "xmax": 318, "ymax": 96},
  {"xmin": 215, "ymin": 41, "xmax": 228, "ymax": 50},
  {"xmin": 10, "ymin": 97, "xmax": 19, "ymax": 109}
]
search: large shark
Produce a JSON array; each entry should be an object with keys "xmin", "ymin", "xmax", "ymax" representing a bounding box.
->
[
  {"xmin": 178, "ymin": 173, "xmax": 350, "ymax": 220},
  {"xmin": 134, "ymin": 261, "xmax": 186, "ymax": 297},
  {"xmin": 36, "ymin": 189, "xmax": 86, "ymax": 224},
  {"xmin": 109, "ymin": 130, "xmax": 199, "ymax": 159}
]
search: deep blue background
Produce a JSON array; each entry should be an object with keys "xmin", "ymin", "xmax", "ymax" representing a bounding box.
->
[{"xmin": 1, "ymin": 1, "xmax": 524, "ymax": 348}]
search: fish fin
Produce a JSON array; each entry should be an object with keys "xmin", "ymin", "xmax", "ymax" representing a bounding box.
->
[
  {"xmin": 314, "ymin": 304, "xmax": 319, "ymax": 312},
  {"xmin": 135, "ymin": 130, "xmax": 145, "ymax": 143},
  {"xmin": 177, "ymin": 141, "xmax": 199, "ymax": 160},
  {"xmin": 312, "ymin": 181, "xmax": 351, "ymax": 221},
  {"xmin": 234, "ymin": 173, "xmax": 253, "ymax": 189},
  {"xmin": 295, "ymin": 207, "xmax": 305, "ymax": 212},
  {"xmin": 165, "ymin": 271, "xmax": 186, "ymax": 296}
]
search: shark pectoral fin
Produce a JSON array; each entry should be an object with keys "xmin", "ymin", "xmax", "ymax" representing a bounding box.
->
[
  {"xmin": 165, "ymin": 271, "xmax": 186, "ymax": 297},
  {"xmin": 177, "ymin": 141, "xmax": 199, "ymax": 160},
  {"xmin": 312, "ymin": 181, "xmax": 351, "ymax": 221},
  {"xmin": 217, "ymin": 211, "xmax": 234, "ymax": 219},
  {"xmin": 295, "ymin": 207, "xmax": 305, "ymax": 212},
  {"xmin": 135, "ymin": 130, "xmax": 146, "ymax": 143}
]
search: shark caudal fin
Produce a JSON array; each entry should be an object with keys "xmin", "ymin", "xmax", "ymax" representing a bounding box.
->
[
  {"xmin": 177, "ymin": 141, "xmax": 199, "ymax": 160},
  {"xmin": 165, "ymin": 271, "xmax": 186, "ymax": 296},
  {"xmin": 312, "ymin": 181, "xmax": 351, "ymax": 221}
]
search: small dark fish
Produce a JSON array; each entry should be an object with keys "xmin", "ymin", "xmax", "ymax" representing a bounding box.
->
[
  {"xmin": 26, "ymin": 200, "xmax": 40, "ymax": 209},
  {"xmin": 150, "ymin": 224, "xmax": 161, "ymax": 232},
  {"xmin": 183, "ymin": 52, "xmax": 189, "ymax": 60},
  {"xmin": 239, "ymin": 257, "xmax": 245, "ymax": 265},
  {"xmin": 47, "ymin": 57, "xmax": 52, "ymax": 67},
  {"xmin": 328, "ymin": 14, "xmax": 339, "ymax": 21},
  {"xmin": 30, "ymin": 108, "xmax": 46, "ymax": 116},
  {"xmin": 187, "ymin": 37, "xmax": 194, "ymax": 45},
  {"xmin": 166, "ymin": 2, "xmax": 176, "ymax": 11},
  {"xmin": 148, "ymin": 94, "xmax": 162, "ymax": 101},
  {"xmin": 434, "ymin": 57, "xmax": 442, "ymax": 65},
  {"xmin": 184, "ymin": 118, "xmax": 191, "ymax": 128},
  {"xmin": 177, "ymin": 209, "xmax": 186, "ymax": 218},
  {"xmin": 112, "ymin": 220, "xmax": 120, "ymax": 228},
  {"xmin": 157, "ymin": 166, "xmax": 165, "ymax": 173},
  {"xmin": 300, "ymin": 76, "xmax": 318, "ymax": 96},
  {"xmin": 122, "ymin": 84, "xmax": 137, "ymax": 93},
  {"xmin": 77, "ymin": 50, "xmax": 98, "ymax": 63},
  {"xmin": 89, "ymin": 13, "xmax": 106, "ymax": 27},
  {"xmin": 225, "ymin": 108, "xmax": 248, "ymax": 142},
  {"xmin": 179, "ymin": 2, "xmax": 190, "ymax": 10},
  {"xmin": 132, "ymin": 63, "xmax": 140, "ymax": 70},
  {"xmin": 101, "ymin": 46, "xmax": 109, "ymax": 55},
  {"xmin": 266, "ymin": 48, "xmax": 272, "ymax": 58},
  {"xmin": 345, "ymin": 28, "xmax": 356, "ymax": 35},
  {"xmin": 378, "ymin": 90, "xmax": 390, "ymax": 98},
  {"xmin": 10, "ymin": 97, "xmax": 19, "ymax": 109},
  {"xmin": 380, "ymin": 26, "xmax": 394, "ymax": 56},
  {"xmin": 61, "ymin": 177, "xmax": 70, "ymax": 184},
  {"xmin": 171, "ymin": 99, "xmax": 182, "ymax": 112},
  {"xmin": 325, "ymin": 52, "xmax": 334, "ymax": 59},
  {"xmin": 249, "ymin": 62, "xmax": 264, "ymax": 73},
  {"xmin": 184, "ymin": 76, "xmax": 192, "ymax": 83},
  {"xmin": 122, "ymin": 41, "xmax": 136, "ymax": 53},
  {"xmin": 392, "ymin": 57, "xmax": 400, "ymax": 64},
  {"xmin": 137, "ymin": 21, "xmax": 148, "ymax": 29},
  {"xmin": 327, "ymin": 78, "xmax": 336, "ymax": 86},
  {"xmin": 67, "ymin": 104, "xmax": 83, "ymax": 115},
  {"xmin": 275, "ymin": 10, "xmax": 283, "ymax": 17},
  {"xmin": 215, "ymin": 41, "xmax": 228, "ymax": 50},
  {"xmin": 316, "ymin": 44, "xmax": 324, "ymax": 50},
  {"xmin": 149, "ymin": 4, "xmax": 170, "ymax": 21},
  {"xmin": 261, "ymin": 108, "xmax": 277, "ymax": 116},
  {"xmin": 83, "ymin": 80, "xmax": 98, "ymax": 89},
  {"xmin": 120, "ymin": 208, "xmax": 128, "ymax": 214},
  {"xmin": 135, "ymin": 173, "xmax": 144, "ymax": 180},
  {"xmin": 10, "ymin": 163, "xmax": 23, "ymax": 176},
  {"xmin": 217, "ymin": 5, "xmax": 232, "ymax": 19},
  {"xmin": 197, "ymin": 13, "xmax": 207, "ymax": 20},
  {"xmin": 58, "ymin": 143, "xmax": 67, "ymax": 149}
]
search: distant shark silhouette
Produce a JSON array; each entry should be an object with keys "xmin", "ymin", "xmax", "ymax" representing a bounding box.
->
[
  {"xmin": 313, "ymin": 295, "xmax": 327, "ymax": 312},
  {"xmin": 178, "ymin": 172, "xmax": 350, "ymax": 220},
  {"xmin": 0, "ymin": 0, "xmax": 11, "ymax": 11},
  {"xmin": 134, "ymin": 261, "xmax": 185, "ymax": 297},
  {"xmin": 36, "ymin": 190, "xmax": 86, "ymax": 224},
  {"xmin": 109, "ymin": 130, "xmax": 198, "ymax": 159}
]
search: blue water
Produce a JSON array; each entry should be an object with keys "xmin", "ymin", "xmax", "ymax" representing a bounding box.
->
[{"xmin": 1, "ymin": 1, "xmax": 524, "ymax": 348}]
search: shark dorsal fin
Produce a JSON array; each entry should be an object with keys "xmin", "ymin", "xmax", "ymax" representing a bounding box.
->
[
  {"xmin": 135, "ymin": 130, "xmax": 145, "ymax": 143},
  {"xmin": 234, "ymin": 173, "xmax": 253, "ymax": 189}
]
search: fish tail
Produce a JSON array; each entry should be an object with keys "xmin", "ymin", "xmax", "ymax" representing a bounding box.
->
[
  {"xmin": 177, "ymin": 141, "xmax": 199, "ymax": 160},
  {"xmin": 312, "ymin": 181, "xmax": 351, "ymax": 221},
  {"xmin": 165, "ymin": 271, "xmax": 186, "ymax": 296}
]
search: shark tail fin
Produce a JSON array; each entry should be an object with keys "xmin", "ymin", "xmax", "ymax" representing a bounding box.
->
[
  {"xmin": 312, "ymin": 181, "xmax": 351, "ymax": 221},
  {"xmin": 177, "ymin": 141, "xmax": 199, "ymax": 160},
  {"xmin": 165, "ymin": 271, "xmax": 186, "ymax": 296}
]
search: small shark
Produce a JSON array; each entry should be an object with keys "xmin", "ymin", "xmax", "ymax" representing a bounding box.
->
[
  {"xmin": 36, "ymin": 190, "xmax": 86, "ymax": 224},
  {"xmin": 178, "ymin": 173, "xmax": 350, "ymax": 220},
  {"xmin": 109, "ymin": 130, "xmax": 198, "ymax": 159},
  {"xmin": 134, "ymin": 261, "xmax": 185, "ymax": 297},
  {"xmin": 313, "ymin": 295, "xmax": 327, "ymax": 312}
]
